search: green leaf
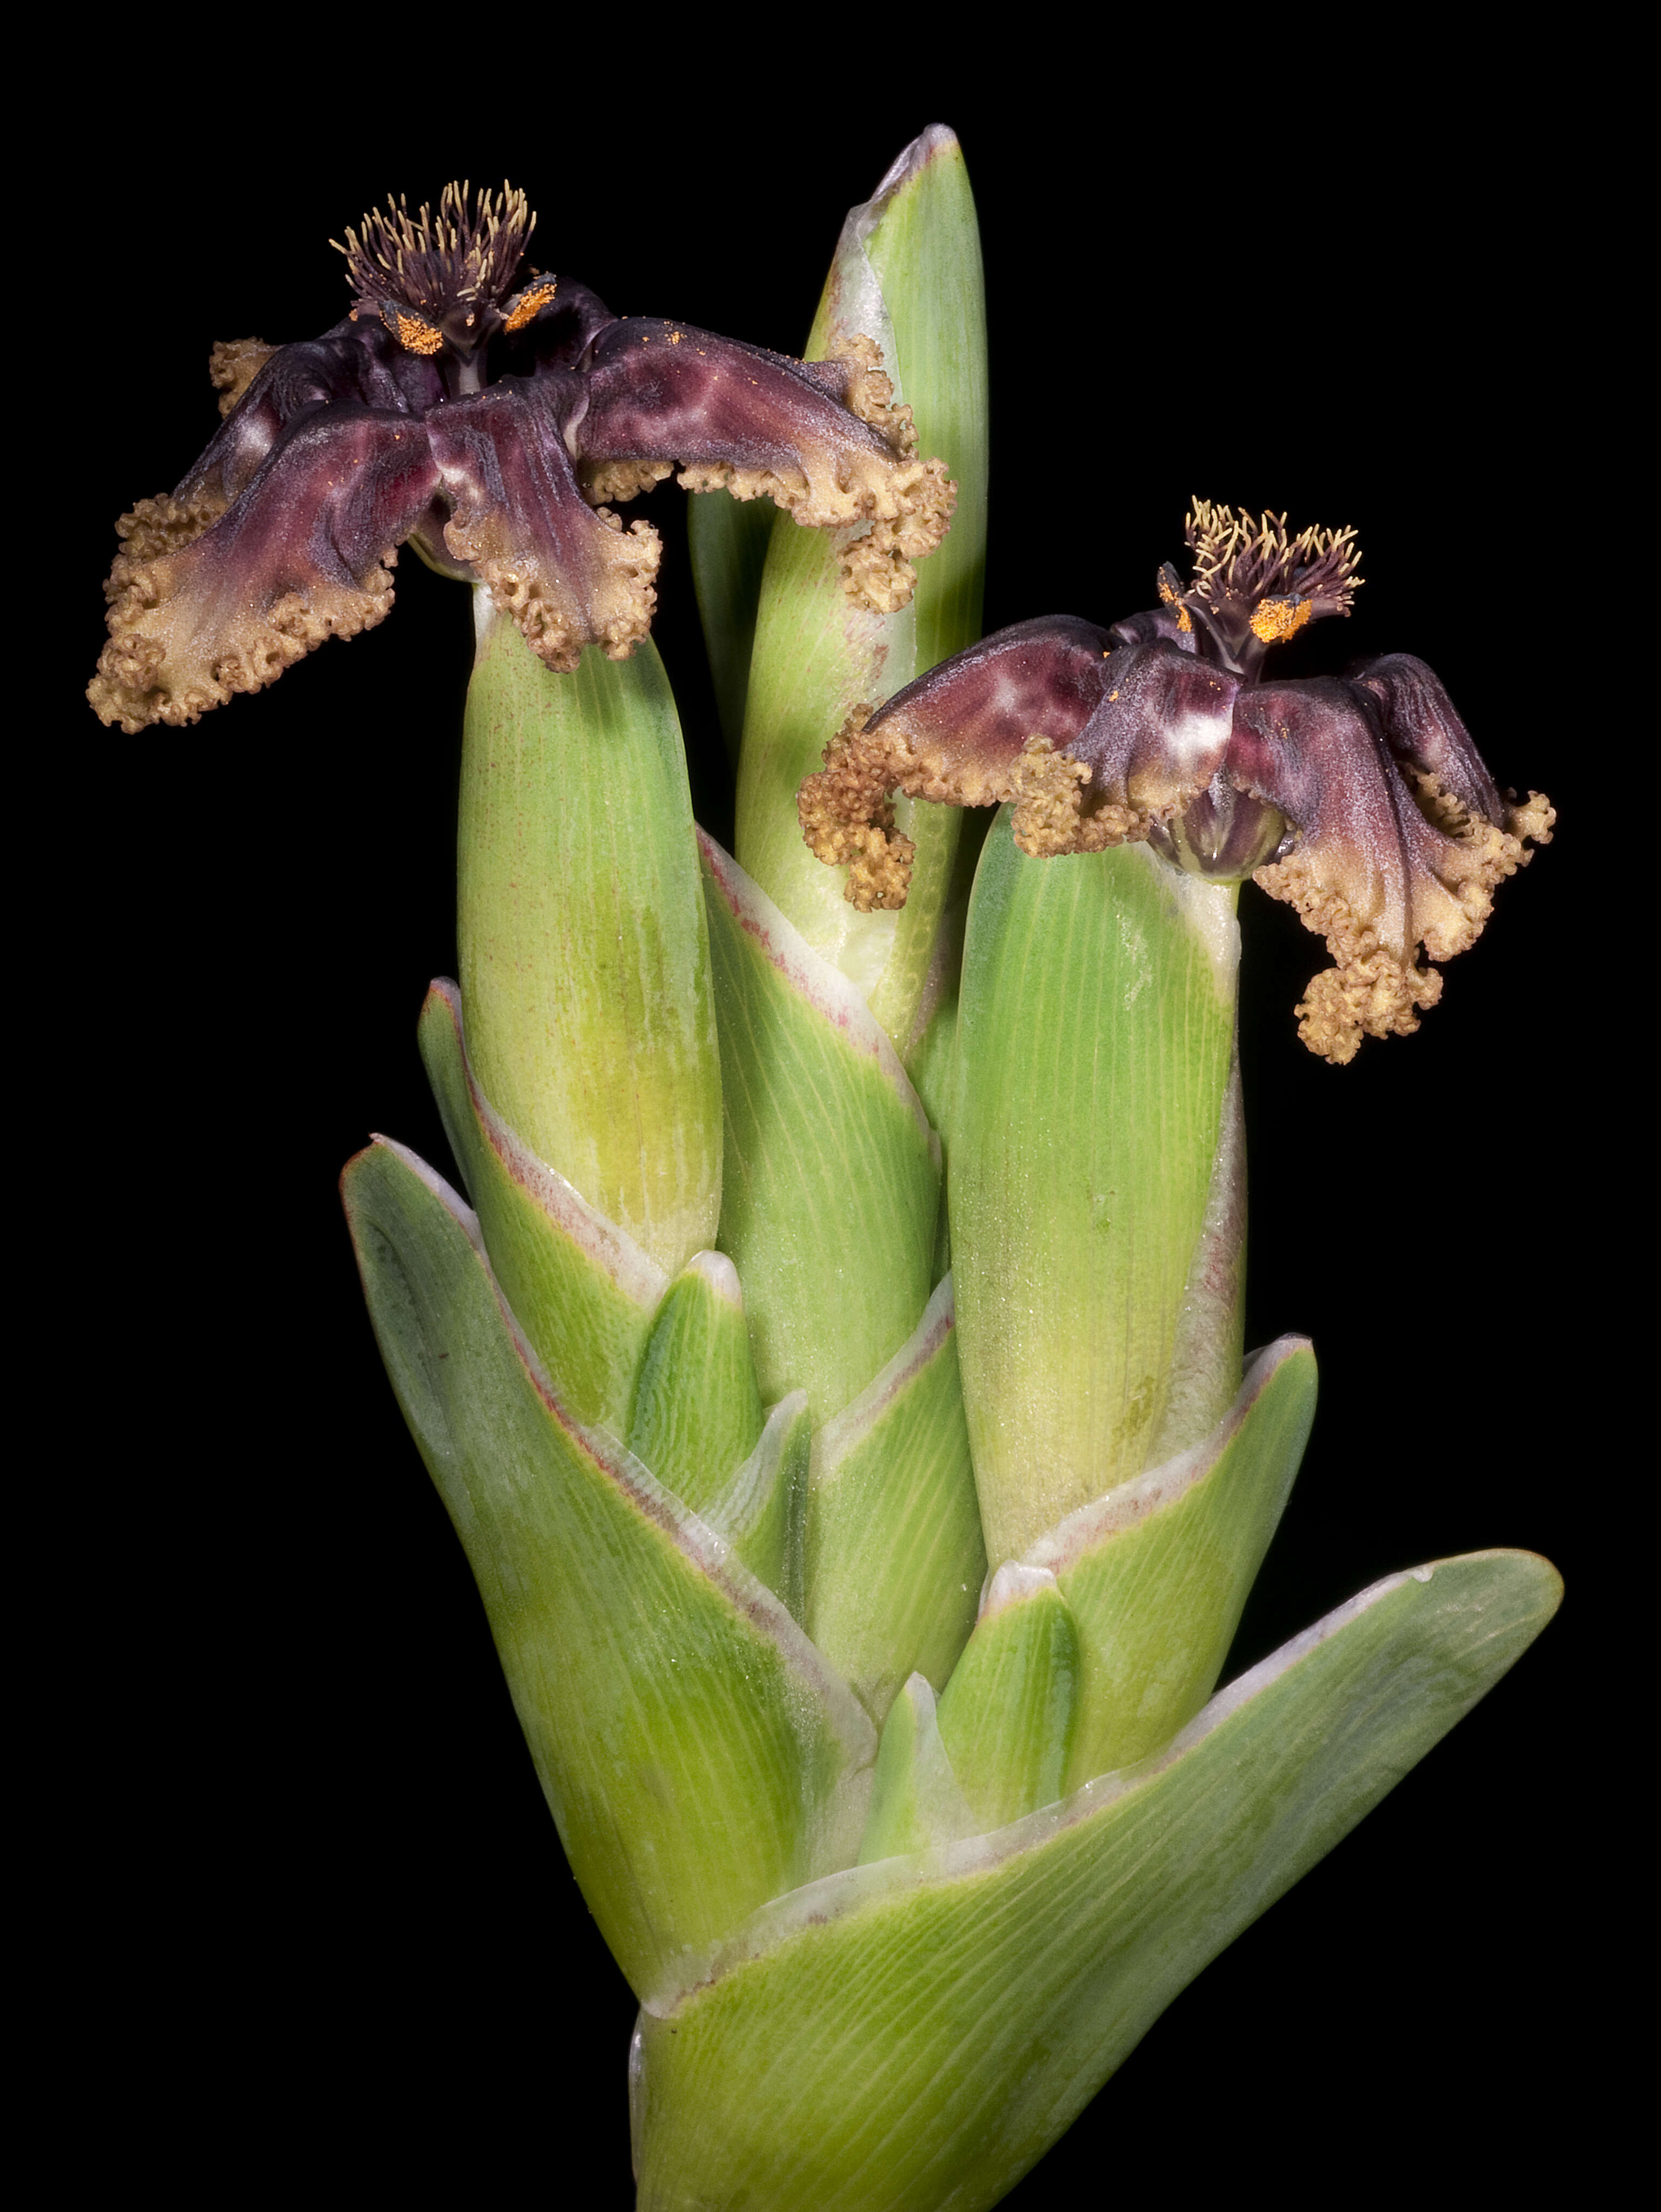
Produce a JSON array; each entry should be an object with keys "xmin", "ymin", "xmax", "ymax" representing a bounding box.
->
[
  {"xmin": 859, "ymin": 125, "xmax": 988, "ymax": 704},
  {"xmin": 627, "ymin": 1251, "xmax": 766, "ymax": 1519},
  {"xmin": 702, "ymin": 832, "xmax": 940, "ymax": 1424},
  {"xmin": 1027, "ymin": 1335, "xmax": 1316, "ymax": 1788},
  {"xmin": 342, "ymin": 1136, "xmax": 875, "ymax": 2004},
  {"xmin": 857, "ymin": 1673, "xmax": 976, "ymax": 1866},
  {"xmin": 705, "ymin": 1391, "xmax": 812, "ymax": 1623},
  {"xmin": 631, "ymin": 1549, "xmax": 1562, "ymax": 2210},
  {"xmin": 457, "ymin": 611, "xmax": 721, "ymax": 1278},
  {"xmin": 952, "ymin": 814, "xmax": 1240, "ymax": 1563},
  {"xmin": 1141, "ymin": 1048, "xmax": 1246, "ymax": 1467},
  {"xmin": 731, "ymin": 125, "xmax": 988, "ymax": 1049},
  {"xmin": 805, "ymin": 1275, "xmax": 985, "ymax": 1727},
  {"xmin": 935, "ymin": 1565, "xmax": 1082, "ymax": 1832},
  {"xmin": 418, "ymin": 979, "xmax": 664, "ymax": 1432},
  {"xmin": 687, "ymin": 487, "xmax": 777, "ymax": 769}
]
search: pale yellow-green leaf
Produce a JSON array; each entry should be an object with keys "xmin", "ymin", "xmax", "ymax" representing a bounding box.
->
[
  {"xmin": 632, "ymin": 1549, "xmax": 1562, "ymax": 2210},
  {"xmin": 343, "ymin": 1136, "xmax": 874, "ymax": 2004}
]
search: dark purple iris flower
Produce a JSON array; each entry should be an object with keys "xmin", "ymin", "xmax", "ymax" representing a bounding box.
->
[
  {"xmin": 90, "ymin": 183, "xmax": 952, "ymax": 735},
  {"xmin": 799, "ymin": 501, "xmax": 1553, "ymax": 1062}
]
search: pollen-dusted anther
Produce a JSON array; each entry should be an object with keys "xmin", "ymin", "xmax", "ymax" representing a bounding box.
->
[
  {"xmin": 502, "ymin": 278, "xmax": 558, "ymax": 334},
  {"xmin": 382, "ymin": 306, "xmax": 445, "ymax": 357},
  {"xmin": 1248, "ymin": 596, "xmax": 1314, "ymax": 645}
]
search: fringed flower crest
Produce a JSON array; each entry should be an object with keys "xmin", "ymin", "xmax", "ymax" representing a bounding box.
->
[
  {"xmin": 798, "ymin": 501, "xmax": 1552, "ymax": 1063},
  {"xmin": 89, "ymin": 183, "xmax": 954, "ymax": 733}
]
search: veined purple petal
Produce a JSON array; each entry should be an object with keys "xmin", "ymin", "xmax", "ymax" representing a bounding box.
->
[
  {"xmin": 181, "ymin": 318, "xmax": 443, "ymax": 513},
  {"xmin": 798, "ymin": 618, "xmax": 1234, "ymax": 912},
  {"xmin": 1346, "ymin": 652, "xmax": 1510, "ymax": 826},
  {"xmin": 89, "ymin": 406, "xmax": 440, "ymax": 732},
  {"xmin": 427, "ymin": 376, "xmax": 661, "ymax": 671},
  {"xmin": 576, "ymin": 320, "xmax": 954, "ymax": 613},
  {"xmin": 1227, "ymin": 678, "xmax": 1549, "ymax": 1063}
]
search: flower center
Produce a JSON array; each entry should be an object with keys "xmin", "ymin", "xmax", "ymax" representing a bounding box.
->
[
  {"xmin": 1163, "ymin": 500, "xmax": 1362, "ymax": 678},
  {"xmin": 333, "ymin": 181, "xmax": 555, "ymax": 366}
]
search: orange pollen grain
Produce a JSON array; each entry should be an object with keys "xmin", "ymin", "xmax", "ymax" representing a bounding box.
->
[
  {"xmin": 1250, "ymin": 597, "xmax": 1314, "ymax": 644},
  {"xmin": 503, "ymin": 279, "xmax": 557, "ymax": 334},
  {"xmin": 394, "ymin": 312, "xmax": 444, "ymax": 356}
]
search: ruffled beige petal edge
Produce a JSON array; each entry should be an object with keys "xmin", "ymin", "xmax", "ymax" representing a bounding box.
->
[
  {"xmin": 1257, "ymin": 773, "xmax": 1556, "ymax": 1064},
  {"xmin": 680, "ymin": 339, "xmax": 954, "ymax": 616},
  {"xmin": 799, "ymin": 712, "xmax": 1156, "ymax": 913}
]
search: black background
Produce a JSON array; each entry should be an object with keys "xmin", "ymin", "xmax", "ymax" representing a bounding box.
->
[{"xmin": 60, "ymin": 62, "xmax": 1609, "ymax": 2202}]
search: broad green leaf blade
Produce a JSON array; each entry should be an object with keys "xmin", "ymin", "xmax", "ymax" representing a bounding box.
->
[
  {"xmin": 857, "ymin": 1673, "xmax": 976, "ymax": 1866},
  {"xmin": 935, "ymin": 1564, "xmax": 1081, "ymax": 1832},
  {"xmin": 627, "ymin": 1251, "xmax": 765, "ymax": 1519},
  {"xmin": 418, "ymin": 978, "xmax": 664, "ymax": 1431},
  {"xmin": 632, "ymin": 1549, "xmax": 1561, "ymax": 2211},
  {"xmin": 702, "ymin": 831, "xmax": 940, "ymax": 1422},
  {"xmin": 458, "ymin": 610, "xmax": 721, "ymax": 1277},
  {"xmin": 1026, "ymin": 1336, "xmax": 1316, "ymax": 1789},
  {"xmin": 953, "ymin": 814, "xmax": 1239, "ymax": 1563},
  {"xmin": 733, "ymin": 125, "xmax": 988, "ymax": 1045},
  {"xmin": 806, "ymin": 1274, "xmax": 985, "ymax": 1726},
  {"xmin": 687, "ymin": 487, "xmax": 777, "ymax": 767},
  {"xmin": 706, "ymin": 1391, "xmax": 812, "ymax": 1622},
  {"xmin": 342, "ymin": 1136, "xmax": 875, "ymax": 2004}
]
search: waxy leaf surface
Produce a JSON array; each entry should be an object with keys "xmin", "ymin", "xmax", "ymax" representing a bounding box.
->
[
  {"xmin": 458, "ymin": 618, "xmax": 721, "ymax": 1277},
  {"xmin": 729, "ymin": 125, "xmax": 987, "ymax": 1044},
  {"xmin": 702, "ymin": 833, "xmax": 939, "ymax": 1424},
  {"xmin": 632, "ymin": 1549, "xmax": 1561, "ymax": 2210},
  {"xmin": 806, "ymin": 1275, "xmax": 985, "ymax": 1725},
  {"xmin": 1029, "ymin": 1335, "xmax": 1316, "ymax": 1786},
  {"xmin": 343, "ymin": 1137, "xmax": 874, "ymax": 2001},
  {"xmin": 419, "ymin": 977, "xmax": 664, "ymax": 1431},
  {"xmin": 952, "ymin": 815, "xmax": 1239, "ymax": 1561}
]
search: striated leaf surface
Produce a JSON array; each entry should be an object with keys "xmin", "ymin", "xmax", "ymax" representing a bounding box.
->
[
  {"xmin": 1027, "ymin": 1336, "xmax": 1317, "ymax": 1788},
  {"xmin": 343, "ymin": 1136, "xmax": 874, "ymax": 2003},
  {"xmin": 419, "ymin": 977, "xmax": 663, "ymax": 1431},
  {"xmin": 633, "ymin": 1549, "xmax": 1562, "ymax": 2211},
  {"xmin": 627, "ymin": 1251, "xmax": 765, "ymax": 1519},
  {"xmin": 952, "ymin": 815, "xmax": 1239, "ymax": 1562},
  {"xmin": 805, "ymin": 1274, "xmax": 985, "ymax": 1727},
  {"xmin": 702, "ymin": 832, "xmax": 939, "ymax": 1423},
  {"xmin": 731, "ymin": 125, "xmax": 988, "ymax": 1044}
]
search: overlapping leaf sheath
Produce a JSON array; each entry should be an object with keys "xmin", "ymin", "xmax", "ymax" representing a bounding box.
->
[
  {"xmin": 458, "ymin": 609, "xmax": 721, "ymax": 1279},
  {"xmin": 631, "ymin": 1551, "xmax": 1561, "ymax": 2211},
  {"xmin": 700, "ymin": 830, "xmax": 989, "ymax": 1731},
  {"xmin": 805, "ymin": 1277, "xmax": 985, "ymax": 1726},
  {"xmin": 951, "ymin": 814, "xmax": 1241, "ymax": 1564},
  {"xmin": 344, "ymin": 1136, "xmax": 873, "ymax": 2001},
  {"xmin": 700, "ymin": 831, "xmax": 940, "ymax": 1424},
  {"xmin": 419, "ymin": 976, "xmax": 664, "ymax": 1430}
]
